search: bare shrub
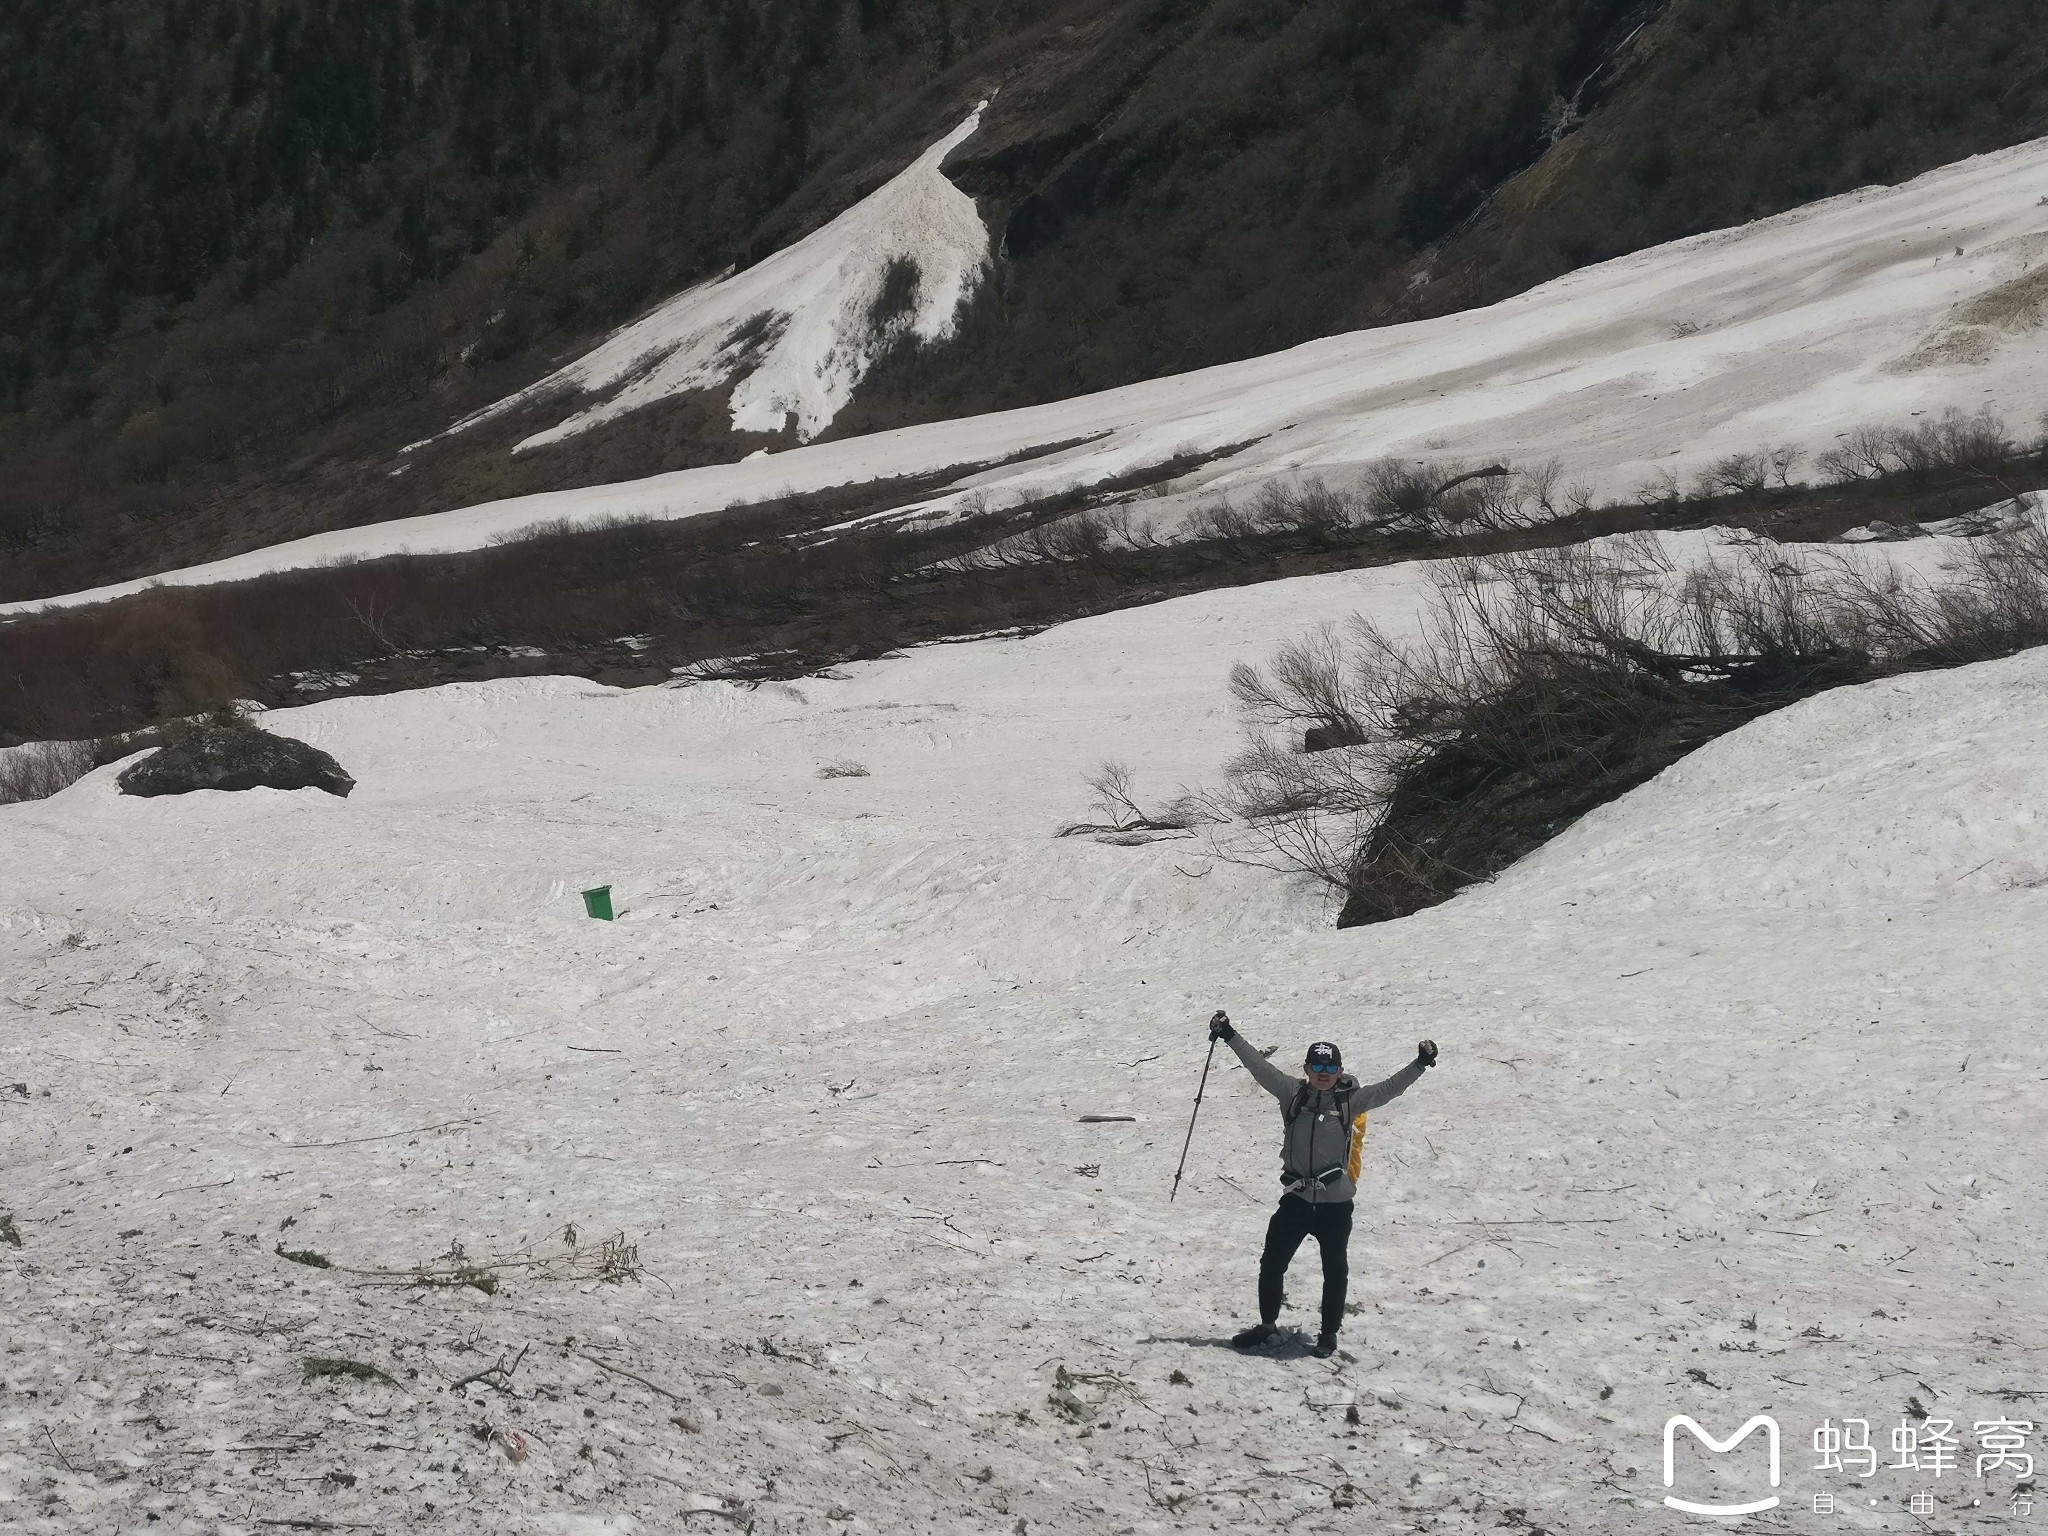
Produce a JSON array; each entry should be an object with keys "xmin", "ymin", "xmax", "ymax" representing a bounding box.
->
[
  {"xmin": 1059, "ymin": 761, "xmax": 1191, "ymax": 837},
  {"xmin": 1818, "ymin": 408, "xmax": 2018, "ymax": 483},
  {"xmin": 1216, "ymin": 538, "xmax": 1865, "ymax": 919},
  {"xmin": 1083, "ymin": 761, "xmax": 1145, "ymax": 827},
  {"xmin": 1817, "ymin": 424, "xmax": 1901, "ymax": 482},
  {"xmin": 1094, "ymin": 501, "xmax": 1161, "ymax": 549},
  {"xmin": 1183, "ymin": 497, "xmax": 1260, "ymax": 547},
  {"xmin": 956, "ymin": 503, "xmax": 1150, "ymax": 572},
  {"xmin": 1227, "ymin": 626, "xmax": 1362, "ymax": 750},
  {"xmin": 1359, "ymin": 458, "xmax": 1451, "ymax": 530},
  {"xmin": 1331, "ymin": 458, "xmax": 1581, "ymax": 535},
  {"xmin": 1901, "ymin": 408, "xmax": 2014, "ymax": 477},
  {"xmin": 1826, "ymin": 507, "xmax": 2048, "ymax": 665},
  {"xmin": 0, "ymin": 739, "xmax": 96, "ymax": 805},
  {"xmin": 1634, "ymin": 466, "xmax": 1686, "ymax": 508},
  {"xmin": 1216, "ymin": 514, "xmax": 2048, "ymax": 923},
  {"xmin": 1251, "ymin": 478, "xmax": 1362, "ymax": 541},
  {"xmin": 1443, "ymin": 459, "xmax": 1583, "ymax": 529},
  {"xmin": 1207, "ymin": 730, "xmax": 1385, "ymax": 889},
  {"xmin": 1693, "ymin": 449, "xmax": 1773, "ymax": 499},
  {"xmin": 817, "ymin": 760, "xmax": 870, "ymax": 779}
]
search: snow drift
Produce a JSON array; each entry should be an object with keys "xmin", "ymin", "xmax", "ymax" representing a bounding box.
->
[{"xmin": 427, "ymin": 103, "xmax": 990, "ymax": 453}]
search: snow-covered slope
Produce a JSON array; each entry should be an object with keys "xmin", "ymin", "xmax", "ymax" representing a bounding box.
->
[
  {"xmin": 5, "ymin": 546, "xmax": 2043, "ymax": 1532},
  {"xmin": 426, "ymin": 104, "xmax": 990, "ymax": 453},
  {"xmin": 13, "ymin": 133, "xmax": 2048, "ymax": 618}
]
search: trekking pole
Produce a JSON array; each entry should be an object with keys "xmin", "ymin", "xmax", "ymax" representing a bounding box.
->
[{"xmin": 1169, "ymin": 1014, "xmax": 1225, "ymax": 1202}]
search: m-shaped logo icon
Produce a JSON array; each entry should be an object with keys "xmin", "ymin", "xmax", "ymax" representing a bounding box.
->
[{"xmin": 1662, "ymin": 1414, "xmax": 1782, "ymax": 1515}]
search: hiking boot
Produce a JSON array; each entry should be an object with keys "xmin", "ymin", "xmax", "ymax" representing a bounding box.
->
[
  {"xmin": 1311, "ymin": 1331, "xmax": 1339, "ymax": 1359},
  {"xmin": 1231, "ymin": 1322, "xmax": 1278, "ymax": 1350}
]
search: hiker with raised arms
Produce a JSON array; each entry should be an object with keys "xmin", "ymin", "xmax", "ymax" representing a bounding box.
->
[{"xmin": 1207, "ymin": 1010, "xmax": 1438, "ymax": 1357}]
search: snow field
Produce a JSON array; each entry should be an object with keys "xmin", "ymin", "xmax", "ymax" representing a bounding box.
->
[
  {"xmin": 423, "ymin": 104, "xmax": 991, "ymax": 453},
  {"xmin": 11, "ymin": 132, "xmax": 2048, "ymax": 617},
  {"xmin": 4, "ymin": 539, "xmax": 2046, "ymax": 1533}
]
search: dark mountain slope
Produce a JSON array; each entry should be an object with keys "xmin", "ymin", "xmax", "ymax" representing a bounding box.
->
[
  {"xmin": 1425, "ymin": 0, "xmax": 2048, "ymax": 313},
  {"xmin": 0, "ymin": 0, "xmax": 1042, "ymax": 595},
  {"xmin": 3, "ymin": 0, "xmax": 2045, "ymax": 604},
  {"xmin": 841, "ymin": 0, "xmax": 2048, "ymax": 423}
]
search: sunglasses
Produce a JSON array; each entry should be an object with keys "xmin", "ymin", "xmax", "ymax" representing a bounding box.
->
[{"xmin": 1305, "ymin": 1063, "xmax": 1340, "ymax": 1076}]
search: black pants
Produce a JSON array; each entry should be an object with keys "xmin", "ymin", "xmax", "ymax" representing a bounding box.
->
[{"xmin": 1258, "ymin": 1195, "xmax": 1352, "ymax": 1335}]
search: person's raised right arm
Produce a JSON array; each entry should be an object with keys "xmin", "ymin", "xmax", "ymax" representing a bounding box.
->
[{"xmin": 1210, "ymin": 1011, "xmax": 1296, "ymax": 1102}]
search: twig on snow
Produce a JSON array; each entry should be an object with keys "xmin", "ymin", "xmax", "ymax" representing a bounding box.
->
[
  {"xmin": 156, "ymin": 1177, "xmax": 236, "ymax": 1199},
  {"xmin": 44, "ymin": 1428, "xmax": 80, "ymax": 1473},
  {"xmin": 1425, "ymin": 1237, "xmax": 1489, "ymax": 1267},
  {"xmin": 155, "ymin": 1438, "xmax": 321, "ymax": 1456},
  {"xmin": 1478, "ymin": 1373, "xmax": 1526, "ymax": 1419},
  {"xmin": 637, "ymin": 1470, "xmax": 747, "ymax": 1517},
  {"xmin": 1141, "ymin": 1459, "xmax": 1193, "ymax": 1512},
  {"xmin": 577, "ymin": 1351, "xmax": 689, "ymax": 1403},
  {"xmin": 452, "ymin": 1342, "xmax": 531, "ymax": 1393},
  {"xmin": 282, "ymin": 1116, "xmax": 480, "ymax": 1149}
]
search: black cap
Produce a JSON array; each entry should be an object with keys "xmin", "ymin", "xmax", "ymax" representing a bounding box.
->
[{"xmin": 1304, "ymin": 1041, "xmax": 1342, "ymax": 1071}]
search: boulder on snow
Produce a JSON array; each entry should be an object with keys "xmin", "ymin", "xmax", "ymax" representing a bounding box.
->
[{"xmin": 117, "ymin": 721, "xmax": 354, "ymax": 799}]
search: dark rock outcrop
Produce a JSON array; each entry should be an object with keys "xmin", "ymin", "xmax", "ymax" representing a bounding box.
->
[
  {"xmin": 117, "ymin": 724, "xmax": 354, "ymax": 800},
  {"xmin": 1303, "ymin": 722, "xmax": 1367, "ymax": 754}
]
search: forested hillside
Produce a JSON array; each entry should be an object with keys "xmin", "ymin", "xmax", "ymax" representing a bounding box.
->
[{"xmin": 4, "ymin": 0, "xmax": 2045, "ymax": 603}]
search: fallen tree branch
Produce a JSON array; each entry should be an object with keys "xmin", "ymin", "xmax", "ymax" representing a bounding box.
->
[
  {"xmin": 282, "ymin": 1116, "xmax": 481, "ymax": 1149},
  {"xmin": 44, "ymin": 1428, "xmax": 79, "ymax": 1473},
  {"xmin": 453, "ymin": 1342, "xmax": 530, "ymax": 1393},
  {"xmin": 578, "ymin": 1352, "xmax": 688, "ymax": 1403}
]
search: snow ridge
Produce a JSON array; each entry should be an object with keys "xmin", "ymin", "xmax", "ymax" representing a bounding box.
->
[{"xmin": 439, "ymin": 103, "xmax": 990, "ymax": 453}]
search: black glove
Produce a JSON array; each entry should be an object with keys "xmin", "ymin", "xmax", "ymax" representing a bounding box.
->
[
  {"xmin": 1209, "ymin": 1010, "xmax": 1234, "ymax": 1043},
  {"xmin": 1417, "ymin": 1039, "xmax": 1438, "ymax": 1069}
]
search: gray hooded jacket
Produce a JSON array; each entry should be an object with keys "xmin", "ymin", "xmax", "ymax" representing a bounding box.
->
[{"xmin": 1226, "ymin": 1033, "xmax": 1425, "ymax": 1205}]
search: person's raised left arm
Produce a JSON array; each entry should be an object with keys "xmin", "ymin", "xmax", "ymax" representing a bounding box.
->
[{"xmin": 1353, "ymin": 1040, "xmax": 1438, "ymax": 1111}]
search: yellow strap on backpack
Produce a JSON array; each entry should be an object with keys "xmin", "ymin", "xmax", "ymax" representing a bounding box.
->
[{"xmin": 1347, "ymin": 1110, "xmax": 1368, "ymax": 1182}]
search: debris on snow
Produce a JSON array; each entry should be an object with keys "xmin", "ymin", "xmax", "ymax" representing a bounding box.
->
[{"xmin": 301, "ymin": 1357, "xmax": 398, "ymax": 1386}]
